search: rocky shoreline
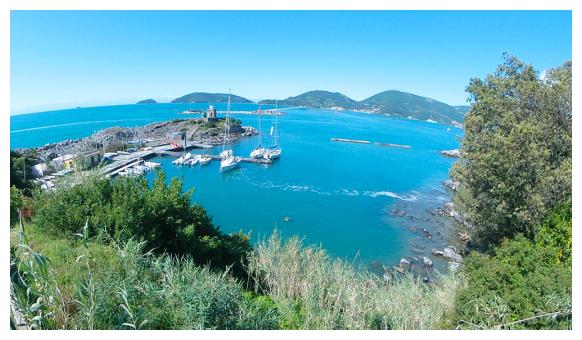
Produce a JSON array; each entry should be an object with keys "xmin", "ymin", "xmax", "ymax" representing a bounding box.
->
[{"xmin": 16, "ymin": 118, "xmax": 258, "ymax": 160}]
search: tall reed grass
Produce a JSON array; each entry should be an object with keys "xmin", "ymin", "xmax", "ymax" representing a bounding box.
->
[{"xmin": 247, "ymin": 231, "xmax": 461, "ymax": 329}]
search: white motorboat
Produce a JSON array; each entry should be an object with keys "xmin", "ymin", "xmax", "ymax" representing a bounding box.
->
[
  {"xmin": 172, "ymin": 152, "xmax": 192, "ymax": 165},
  {"xmin": 250, "ymin": 147, "xmax": 267, "ymax": 159},
  {"xmin": 172, "ymin": 156, "xmax": 184, "ymax": 165},
  {"xmin": 198, "ymin": 156, "xmax": 212, "ymax": 165},
  {"xmin": 266, "ymin": 148, "xmax": 281, "ymax": 159},
  {"xmin": 186, "ymin": 155, "xmax": 201, "ymax": 166},
  {"xmin": 220, "ymin": 156, "xmax": 241, "ymax": 172},
  {"xmin": 144, "ymin": 161, "xmax": 161, "ymax": 168}
]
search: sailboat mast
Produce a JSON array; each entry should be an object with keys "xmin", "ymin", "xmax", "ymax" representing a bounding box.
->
[
  {"xmin": 258, "ymin": 103, "xmax": 262, "ymax": 146},
  {"xmin": 275, "ymin": 100, "xmax": 280, "ymax": 147}
]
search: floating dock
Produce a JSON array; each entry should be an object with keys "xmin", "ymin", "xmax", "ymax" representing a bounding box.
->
[
  {"xmin": 331, "ymin": 137, "xmax": 411, "ymax": 149},
  {"xmin": 331, "ymin": 138, "xmax": 371, "ymax": 144},
  {"xmin": 375, "ymin": 142, "xmax": 412, "ymax": 149}
]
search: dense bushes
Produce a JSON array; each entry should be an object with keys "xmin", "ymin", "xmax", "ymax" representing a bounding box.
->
[
  {"xmin": 31, "ymin": 170, "xmax": 251, "ymax": 276},
  {"xmin": 452, "ymin": 55, "xmax": 572, "ymax": 247},
  {"xmin": 11, "ymin": 228, "xmax": 277, "ymax": 330},
  {"xmin": 450, "ymin": 203, "xmax": 572, "ymax": 329}
]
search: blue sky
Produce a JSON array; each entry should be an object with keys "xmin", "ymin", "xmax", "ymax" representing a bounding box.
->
[{"xmin": 11, "ymin": 10, "xmax": 572, "ymax": 114}]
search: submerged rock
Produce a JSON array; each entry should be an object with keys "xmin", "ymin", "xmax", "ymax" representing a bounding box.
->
[
  {"xmin": 431, "ymin": 248, "xmax": 444, "ymax": 256},
  {"xmin": 443, "ymin": 247, "xmax": 463, "ymax": 263},
  {"xmin": 420, "ymin": 256, "xmax": 433, "ymax": 268},
  {"xmin": 440, "ymin": 149, "xmax": 460, "ymax": 158},
  {"xmin": 443, "ymin": 179, "xmax": 460, "ymax": 192},
  {"xmin": 421, "ymin": 228, "xmax": 433, "ymax": 239},
  {"xmin": 399, "ymin": 258, "xmax": 411, "ymax": 269}
]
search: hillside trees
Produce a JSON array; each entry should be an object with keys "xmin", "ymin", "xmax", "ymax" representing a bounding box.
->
[{"xmin": 452, "ymin": 54, "xmax": 572, "ymax": 246}]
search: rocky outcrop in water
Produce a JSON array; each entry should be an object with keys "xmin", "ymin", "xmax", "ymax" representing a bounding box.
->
[
  {"xmin": 440, "ymin": 149, "xmax": 460, "ymax": 158},
  {"xmin": 443, "ymin": 179, "xmax": 460, "ymax": 192}
]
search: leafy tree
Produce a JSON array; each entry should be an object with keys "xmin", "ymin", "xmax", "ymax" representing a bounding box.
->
[
  {"xmin": 452, "ymin": 54, "xmax": 572, "ymax": 246},
  {"xmin": 10, "ymin": 150, "xmax": 36, "ymax": 192},
  {"xmin": 10, "ymin": 186, "xmax": 24, "ymax": 226}
]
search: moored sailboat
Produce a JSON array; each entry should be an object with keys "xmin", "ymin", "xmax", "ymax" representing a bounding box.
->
[
  {"xmin": 250, "ymin": 103, "xmax": 268, "ymax": 159},
  {"xmin": 266, "ymin": 100, "xmax": 282, "ymax": 160},
  {"xmin": 220, "ymin": 92, "xmax": 241, "ymax": 172}
]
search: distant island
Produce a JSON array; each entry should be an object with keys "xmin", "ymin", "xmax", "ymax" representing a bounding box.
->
[
  {"xmin": 259, "ymin": 90, "xmax": 468, "ymax": 125},
  {"xmin": 171, "ymin": 92, "xmax": 254, "ymax": 104},
  {"xmin": 166, "ymin": 89, "xmax": 468, "ymax": 125},
  {"xmin": 259, "ymin": 90, "xmax": 359, "ymax": 109},
  {"xmin": 136, "ymin": 99, "xmax": 157, "ymax": 104}
]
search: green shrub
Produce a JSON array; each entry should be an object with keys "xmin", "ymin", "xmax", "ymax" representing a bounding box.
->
[
  {"xmin": 450, "ymin": 202, "xmax": 572, "ymax": 329},
  {"xmin": 31, "ymin": 170, "xmax": 251, "ymax": 276},
  {"xmin": 10, "ymin": 186, "xmax": 24, "ymax": 226}
]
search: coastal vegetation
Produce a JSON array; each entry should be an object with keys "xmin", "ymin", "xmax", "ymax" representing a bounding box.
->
[
  {"xmin": 9, "ymin": 55, "xmax": 572, "ymax": 330},
  {"xmin": 452, "ymin": 54, "xmax": 572, "ymax": 247},
  {"xmin": 11, "ymin": 222, "xmax": 459, "ymax": 330},
  {"xmin": 448, "ymin": 54, "xmax": 572, "ymax": 329},
  {"xmin": 30, "ymin": 170, "xmax": 251, "ymax": 277}
]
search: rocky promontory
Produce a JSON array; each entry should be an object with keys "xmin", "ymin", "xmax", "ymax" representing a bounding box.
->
[{"xmin": 19, "ymin": 118, "xmax": 257, "ymax": 160}]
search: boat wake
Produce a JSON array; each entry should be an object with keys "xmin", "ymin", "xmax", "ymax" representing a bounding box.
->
[
  {"xmin": 364, "ymin": 191, "xmax": 418, "ymax": 201},
  {"xmin": 246, "ymin": 178, "xmax": 419, "ymax": 202}
]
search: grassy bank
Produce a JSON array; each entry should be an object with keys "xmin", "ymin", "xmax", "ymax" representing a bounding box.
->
[{"xmin": 11, "ymin": 222, "xmax": 461, "ymax": 330}]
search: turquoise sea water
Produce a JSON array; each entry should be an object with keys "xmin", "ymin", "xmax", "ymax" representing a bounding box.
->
[{"xmin": 10, "ymin": 104, "xmax": 461, "ymax": 267}]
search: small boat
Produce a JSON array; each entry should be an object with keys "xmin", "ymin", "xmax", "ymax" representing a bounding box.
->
[
  {"xmin": 250, "ymin": 147, "xmax": 268, "ymax": 159},
  {"xmin": 144, "ymin": 161, "xmax": 161, "ymax": 168},
  {"xmin": 266, "ymin": 148, "xmax": 281, "ymax": 160},
  {"xmin": 172, "ymin": 152, "xmax": 192, "ymax": 165},
  {"xmin": 220, "ymin": 156, "xmax": 241, "ymax": 172},
  {"xmin": 198, "ymin": 156, "xmax": 212, "ymax": 166},
  {"xmin": 186, "ymin": 155, "xmax": 202, "ymax": 166}
]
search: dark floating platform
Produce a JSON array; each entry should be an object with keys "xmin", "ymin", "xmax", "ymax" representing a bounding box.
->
[{"xmin": 331, "ymin": 137, "xmax": 411, "ymax": 149}]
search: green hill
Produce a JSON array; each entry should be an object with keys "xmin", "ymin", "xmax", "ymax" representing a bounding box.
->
[
  {"xmin": 171, "ymin": 92, "xmax": 254, "ymax": 104},
  {"xmin": 260, "ymin": 89, "xmax": 465, "ymax": 124},
  {"xmin": 136, "ymin": 99, "xmax": 157, "ymax": 104},
  {"xmin": 453, "ymin": 105, "xmax": 471, "ymax": 114},
  {"xmin": 259, "ymin": 90, "xmax": 359, "ymax": 108},
  {"xmin": 360, "ymin": 90, "xmax": 465, "ymax": 124}
]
